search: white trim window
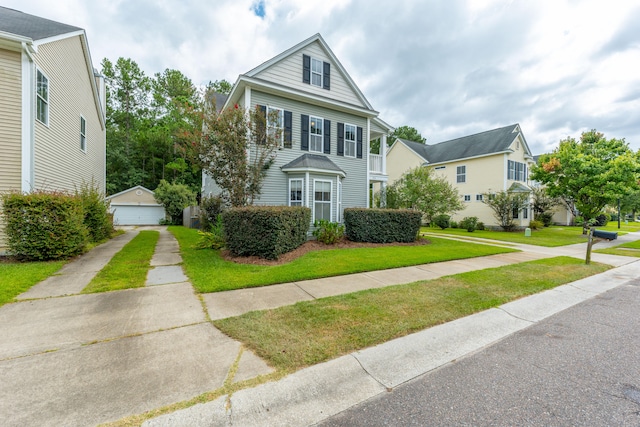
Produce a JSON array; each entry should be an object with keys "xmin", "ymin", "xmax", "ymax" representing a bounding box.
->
[
  {"xmin": 289, "ymin": 179, "xmax": 303, "ymax": 206},
  {"xmin": 36, "ymin": 69, "xmax": 49, "ymax": 125},
  {"xmin": 309, "ymin": 116, "xmax": 323, "ymax": 153},
  {"xmin": 80, "ymin": 116, "xmax": 87, "ymax": 152},
  {"xmin": 476, "ymin": 194, "xmax": 483, "ymax": 202},
  {"xmin": 314, "ymin": 180, "xmax": 332, "ymax": 221},
  {"xmin": 457, "ymin": 165, "xmax": 466, "ymax": 183},
  {"xmin": 267, "ymin": 106, "xmax": 283, "ymax": 145},
  {"xmin": 464, "ymin": 194, "xmax": 471, "ymax": 202},
  {"xmin": 344, "ymin": 124, "xmax": 356, "ymax": 158},
  {"xmin": 311, "ymin": 58, "xmax": 323, "ymax": 87}
]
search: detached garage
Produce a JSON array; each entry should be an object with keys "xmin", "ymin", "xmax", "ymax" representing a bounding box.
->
[{"xmin": 107, "ymin": 186, "xmax": 166, "ymax": 226}]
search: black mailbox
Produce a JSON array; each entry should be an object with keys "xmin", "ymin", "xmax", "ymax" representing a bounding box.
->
[{"xmin": 592, "ymin": 229, "xmax": 618, "ymax": 240}]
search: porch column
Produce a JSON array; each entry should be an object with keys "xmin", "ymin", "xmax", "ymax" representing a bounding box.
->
[
  {"xmin": 380, "ymin": 181, "xmax": 387, "ymax": 207},
  {"xmin": 381, "ymin": 134, "xmax": 387, "ymax": 174}
]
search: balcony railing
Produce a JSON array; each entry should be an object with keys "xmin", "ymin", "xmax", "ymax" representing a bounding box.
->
[{"xmin": 369, "ymin": 153, "xmax": 383, "ymax": 173}]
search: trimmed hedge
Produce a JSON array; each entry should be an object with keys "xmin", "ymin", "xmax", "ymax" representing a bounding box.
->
[
  {"xmin": 76, "ymin": 181, "xmax": 114, "ymax": 242},
  {"xmin": 344, "ymin": 208, "xmax": 421, "ymax": 243},
  {"xmin": 222, "ymin": 206, "xmax": 311, "ymax": 260},
  {"xmin": 2, "ymin": 191, "xmax": 88, "ymax": 260}
]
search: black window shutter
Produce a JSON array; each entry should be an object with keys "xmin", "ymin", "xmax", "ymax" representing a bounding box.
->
[
  {"xmin": 356, "ymin": 126, "xmax": 363, "ymax": 159},
  {"xmin": 258, "ymin": 105, "xmax": 267, "ymax": 144},
  {"xmin": 302, "ymin": 54, "xmax": 311, "ymax": 84},
  {"xmin": 284, "ymin": 110, "xmax": 292, "ymax": 148},
  {"xmin": 323, "ymin": 61, "xmax": 330, "ymax": 90},
  {"xmin": 323, "ymin": 120, "xmax": 331, "ymax": 154},
  {"xmin": 337, "ymin": 122, "xmax": 344, "ymax": 156},
  {"xmin": 301, "ymin": 114, "xmax": 309, "ymax": 151}
]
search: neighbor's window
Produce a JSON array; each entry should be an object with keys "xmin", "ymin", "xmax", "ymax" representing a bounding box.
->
[
  {"xmin": 476, "ymin": 194, "xmax": 483, "ymax": 201},
  {"xmin": 36, "ymin": 69, "xmax": 49, "ymax": 125},
  {"xmin": 309, "ymin": 116, "xmax": 323, "ymax": 153},
  {"xmin": 345, "ymin": 124, "xmax": 356, "ymax": 157},
  {"xmin": 513, "ymin": 206, "xmax": 519, "ymax": 219},
  {"xmin": 267, "ymin": 106, "xmax": 283, "ymax": 144},
  {"xmin": 311, "ymin": 58, "xmax": 323, "ymax": 87},
  {"xmin": 314, "ymin": 180, "xmax": 332, "ymax": 221},
  {"xmin": 457, "ymin": 165, "xmax": 466, "ymax": 183},
  {"xmin": 80, "ymin": 116, "xmax": 86, "ymax": 152},
  {"xmin": 464, "ymin": 195, "xmax": 471, "ymax": 202},
  {"xmin": 289, "ymin": 179, "xmax": 303, "ymax": 206}
]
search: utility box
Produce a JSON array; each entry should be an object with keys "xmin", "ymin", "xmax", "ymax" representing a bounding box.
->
[{"xmin": 524, "ymin": 227, "xmax": 531, "ymax": 237}]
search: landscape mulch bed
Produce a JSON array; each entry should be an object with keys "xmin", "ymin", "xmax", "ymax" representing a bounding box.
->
[{"xmin": 221, "ymin": 237, "xmax": 431, "ymax": 266}]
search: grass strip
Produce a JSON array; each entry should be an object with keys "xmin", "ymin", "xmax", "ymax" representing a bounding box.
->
[
  {"xmin": 169, "ymin": 226, "xmax": 517, "ymax": 293},
  {"xmin": 0, "ymin": 260, "xmax": 65, "ymax": 307},
  {"xmin": 424, "ymin": 226, "xmax": 596, "ymax": 247},
  {"xmin": 595, "ymin": 237, "xmax": 640, "ymax": 257},
  {"xmin": 214, "ymin": 256, "xmax": 609, "ymax": 371},
  {"xmin": 82, "ymin": 230, "xmax": 159, "ymax": 293}
]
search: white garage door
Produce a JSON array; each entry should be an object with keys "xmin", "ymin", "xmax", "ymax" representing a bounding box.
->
[{"xmin": 111, "ymin": 205, "xmax": 166, "ymax": 225}]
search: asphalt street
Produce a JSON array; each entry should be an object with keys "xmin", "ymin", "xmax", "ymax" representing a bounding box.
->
[{"xmin": 319, "ymin": 279, "xmax": 640, "ymax": 427}]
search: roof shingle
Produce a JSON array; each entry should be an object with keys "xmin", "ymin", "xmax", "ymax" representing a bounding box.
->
[{"xmin": 0, "ymin": 6, "xmax": 82, "ymax": 41}]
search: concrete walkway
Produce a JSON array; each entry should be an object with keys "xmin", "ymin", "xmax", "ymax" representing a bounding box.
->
[
  {"xmin": 0, "ymin": 227, "xmax": 272, "ymax": 427},
  {"xmin": 1, "ymin": 228, "xmax": 638, "ymax": 426}
]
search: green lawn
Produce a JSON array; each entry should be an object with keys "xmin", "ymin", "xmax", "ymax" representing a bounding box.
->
[
  {"xmin": 424, "ymin": 226, "xmax": 594, "ymax": 247},
  {"xmin": 82, "ymin": 230, "xmax": 159, "ymax": 293},
  {"xmin": 595, "ymin": 237, "xmax": 640, "ymax": 257},
  {"xmin": 0, "ymin": 260, "xmax": 66, "ymax": 306},
  {"xmin": 169, "ymin": 226, "xmax": 518, "ymax": 293},
  {"xmin": 214, "ymin": 256, "xmax": 609, "ymax": 371}
]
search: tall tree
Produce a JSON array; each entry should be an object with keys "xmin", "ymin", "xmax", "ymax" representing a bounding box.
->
[
  {"xmin": 196, "ymin": 104, "xmax": 280, "ymax": 207},
  {"xmin": 208, "ymin": 79, "xmax": 233, "ymax": 95},
  {"xmin": 372, "ymin": 125, "xmax": 426, "ymax": 153},
  {"xmin": 530, "ymin": 130, "xmax": 639, "ymax": 233}
]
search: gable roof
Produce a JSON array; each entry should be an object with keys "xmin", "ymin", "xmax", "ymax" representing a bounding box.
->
[
  {"xmin": 245, "ymin": 33, "xmax": 373, "ymax": 111},
  {"xmin": 106, "ymin": 185, "xmax": 155, "ymax": 200},
  {"xmin": 0, "ymin": 7, "xmax": 82, "ymax": 41},
  {"xmin": 395, "ymin": 124, "xmax": 530, "ymax": 165}
]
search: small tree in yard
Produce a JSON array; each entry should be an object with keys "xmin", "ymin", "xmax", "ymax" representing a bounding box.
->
[
  {"xmin": 154, "ymin": 179, "xmax": 196, "ymax": 224},
  {"xmin": 388, "ymin": 167, "xmax": 463, "ymax": 223},
  {"xmin": 197, "ymin": 103, "xmax": 280, "ymax": 207},
  {"xmin": 531, "ymin": 186, "xmax": 560, "ymax": 226},
  {"xmin": 482, "ymin": 190, "xmax": 529, "ymax": 231}
]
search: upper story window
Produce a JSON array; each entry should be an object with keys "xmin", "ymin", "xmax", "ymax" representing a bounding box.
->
[
  {"xmin": 457, "ymin": 165, "xmax": 466, "ymax": 183},
  {"xmin": 508, "ymin": 160, "xmax": 527, "ymax": 182},
  {"xmin": 302, "ymin": 54, "xmax": 330, "ymax": 90},
  {"xmin": 309, "ymin": 116, "xmax": 323, "ymax": 153},
  {"xmin": 267, "ymin": 106, "xmax": 283, "ymax": 145},
  {"xmin": 80, "ymin": 116, "xmax": 86, "ymax": 152},
  {"xmin": 344, "ymin": 124, "xmax": 356, "ymax": 157},
  {"xmin": 36, "ymin": 69, "xmax": 49, "ymax": 125}
]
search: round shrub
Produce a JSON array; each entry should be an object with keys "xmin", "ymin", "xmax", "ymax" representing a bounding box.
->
[
  {"xmin": 433, "ymin": 214, "xmax": 450, "ymax": 230},
  {"xmin": 460, "ymin": 216, "xmax": 478, "ymax": 232}
]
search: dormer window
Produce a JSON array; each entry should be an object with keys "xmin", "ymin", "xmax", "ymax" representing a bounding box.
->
[{"xmin": 302, "ymin": 54, "xmax": 330, "ymax": 90}]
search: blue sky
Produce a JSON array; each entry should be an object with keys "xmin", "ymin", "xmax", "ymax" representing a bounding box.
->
[{"xmin": 4, "ymin": 0, "xmax": 639, "ymax": 155}]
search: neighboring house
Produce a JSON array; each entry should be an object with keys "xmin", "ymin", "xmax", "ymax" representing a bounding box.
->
[
  {"xmin": 106, "ymin": 186, "xmax": 166, "ymax": 226},
  {"xmin": 202, "ymin": 33, "xmax": 392, "ymax": 224},
  {"xmin": 0, "ymin": 7, "xmax": 106, "ymax": 249},
  {"xmin": 387, "ymin": 124, "xmax": 537, "ymax": 227}
]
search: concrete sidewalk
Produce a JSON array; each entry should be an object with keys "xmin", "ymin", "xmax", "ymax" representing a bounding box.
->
[
  {"xmin": 2, "ymin": 228, "xmax": 639, "ymax": 426},
  {"xmin": 146, "ymin": 259, "xmax": 640, "ymax": 427}
]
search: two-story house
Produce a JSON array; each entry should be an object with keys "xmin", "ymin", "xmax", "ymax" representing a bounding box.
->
[
  {"xmin": 387, "ymin": 124, "xmax": 538, "ymax": 227},
  {"xmin": 0, "ymin": 7, "xmax": 106, "ymax": 249},
  {"xmin": 202, "ymin": 33, "xmax": 392, "ymax": 224}
]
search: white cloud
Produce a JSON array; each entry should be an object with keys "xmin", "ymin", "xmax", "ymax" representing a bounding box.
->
[{"xmin": 3, "ymin": 0, "xmax": 639, "ymax": 153}]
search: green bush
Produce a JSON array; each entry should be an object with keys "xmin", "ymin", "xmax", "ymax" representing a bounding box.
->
[
  {"xmin": 312, "ymin": 219, "xmax": 344, "ymax": 244},
  {"xmin": 460, "ymin": 216, "xmax": 478, "ymax": 232},
  {"xmin": 196, "ymin": 215, "xmax": 226, "ymax": 250},
  {"xmin": 536, "ymin": 212, "xmax": 554, "ymax": 227},
  {"xmin": 344, "ymin": 208, "xmax": 421, "ymax": 243},
  {"xmin": 154, "ymin": 180, "xmax": 196, "ymax": 225},
  {"xmin": 595, "ymin": 213, "xmax": 610, "ymax": 226},
  {"xmin": 476, "ymin": 221, "xmax": 485, "ymax": 231},
  {"xmin": 222, "ymin": 206, "xmax": 311, "ymax": 260},
  {"xmin": 529, "ymin": 219, "xmax": 544, "ymax": 230},
  {"xmin": 76, "ymin": 181, "xmax": 113, "ymax": 243},
  {"xmin": 433, "ymin": 214, "xmax": 450, "ymax": 230},
  {"xmin": 1, "ymin": 191, "xmax": 88, "ymax": 260},
  {"xmin": 449, "ymin": 220, "xmax": 458, "ymax": 229},
  {"xmin": 200, "ymin": 195, "xmax": 225, "ymax": 231}
]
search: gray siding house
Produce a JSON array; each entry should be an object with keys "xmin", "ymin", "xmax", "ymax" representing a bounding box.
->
[{"xmin": 202, "ymin": 33, "xmax": 392, "ymax": 223}]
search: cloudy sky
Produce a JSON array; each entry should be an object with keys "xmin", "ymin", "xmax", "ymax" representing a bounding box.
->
[{"xmin": 4, "ymin": 0, "xmax": 639, "ymax": 154}]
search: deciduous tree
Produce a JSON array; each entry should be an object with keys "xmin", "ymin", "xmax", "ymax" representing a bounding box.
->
[{"xmin": 482, "ymin": 190, "xmax": 529, "ymax": 231}]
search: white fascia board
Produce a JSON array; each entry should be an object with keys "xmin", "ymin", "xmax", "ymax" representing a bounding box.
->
[
  {"xmin": 0, "ymin": 31, "xmax": 33, "ymax": 52},
  {"xmin": 32, "ymin": 30, "xmax": 84, "ymax": 46},
  {"xmin": 106, "ymin": 185, "xmax": 155, "ymax": 200},
  {"xmin": 372, "ymin": 116, "xmax": 394, "ymax": 133},
  {"xmin": 281, "ymin": 167, "xmax": 346, "ymax": 178},
  {"xmin": 427, "ymin": 150, "xmax": 513, "ymax": 167},
  {"xmin": 233, "ymin": 76, "xmax": 378, "ymax": 117}
]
